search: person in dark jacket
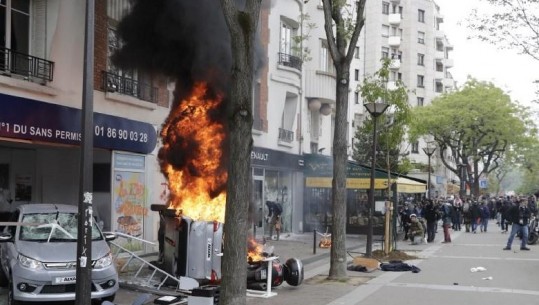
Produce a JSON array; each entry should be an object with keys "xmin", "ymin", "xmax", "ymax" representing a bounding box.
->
[
  {"xmin": 480, "ymin": 202, "xmax": 491, "ymax": 232},
  {"xmin": 470, "ymin": 202, "xmax": 482, "ymax": 233},
  {"xmin": 503, "ymin": 199, "xmax": 531, "ymax": 251},
  {"xmin": 424, "ymin": 200, "xmax": 438, "ymax": 243},
  {"xmin": 499, "ymin": 199, "xmax": 512, "ymax": 233},
  {"xmin": 440, "ymin": 202, "xmax": 453, "ymax": 243}
]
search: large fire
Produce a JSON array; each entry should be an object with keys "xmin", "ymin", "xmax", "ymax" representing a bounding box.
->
[{"xmin": 160, "ymin": 82, "xmax": 227, "ymax": 223}]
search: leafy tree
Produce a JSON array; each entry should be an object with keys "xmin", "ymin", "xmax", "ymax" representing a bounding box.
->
[
  {"xmin": 515, "ymin": 140, "xmax": 539, "ymax": 194},
  {"xmin": 466, "ymin": 0, "xmax": 539, "ymax": 61},
  {"xmin": 409, "ymin": 78, "xmax": 536, "ymax": 197},
  {"xmin": 353, "ymin": 59, "xmax": 411, "ymax": 175},
  {"xmin": 320, "ymin": 0, "xmax": 366, "ymax": 277}
]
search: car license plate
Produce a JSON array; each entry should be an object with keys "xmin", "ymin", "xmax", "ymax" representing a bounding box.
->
[{"xmin": 54, "ymin": 276, "xmax": 76, "ymax": 284}]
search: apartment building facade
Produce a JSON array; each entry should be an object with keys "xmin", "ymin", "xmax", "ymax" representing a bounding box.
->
[
  {"xmin": 0, "ymin": 0, "xmax": 171, "ymax": 245},
  {"xmin": 254, "ymin": 0, "xmax": 459, "ymax": 234},
  {"xmin": 0, "ymin": 0, "xmax": 459, "ymax": 243}
]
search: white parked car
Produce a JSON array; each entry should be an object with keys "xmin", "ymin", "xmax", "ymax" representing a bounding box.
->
[{"xmin": 0, "ymin": 204, "xmax": 118, "ymax": 305}]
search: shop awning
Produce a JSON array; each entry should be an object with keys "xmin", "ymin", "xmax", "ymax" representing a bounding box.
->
[
  {"xmin": 446, "ymin": 183, "xmax": 460, "ymax": 194},
  {"xmin": 396, "ymin": 177, "xmax": 427, "ymax": 193}
]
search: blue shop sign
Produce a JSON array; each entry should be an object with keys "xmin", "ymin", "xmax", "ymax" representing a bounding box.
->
[{"xmin": 0, "ymin": 93, "xmax": 157, "ymax": 154}]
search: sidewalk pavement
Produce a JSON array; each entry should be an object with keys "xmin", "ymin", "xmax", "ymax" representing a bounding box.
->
[
  {"xmin": 116, "ymin": 225, "xmax": 539, "ymax": 305},
  {"xmin": 246, "ymin": 226, "xmax": 539, "ymax": 305}
]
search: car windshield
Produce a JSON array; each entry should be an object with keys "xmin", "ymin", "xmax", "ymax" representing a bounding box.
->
[{"xmin": 19, "ymin": 212, "xmax": 103, "ymax": 242}]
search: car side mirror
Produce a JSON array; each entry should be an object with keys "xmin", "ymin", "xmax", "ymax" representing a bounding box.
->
[
  {"xmin": 0, "ymin": 232, "xmax": 13, "ymax": 242},
  {"xmin": 103, "ymin": 232, "xmax": 116, "ymax": 242}
]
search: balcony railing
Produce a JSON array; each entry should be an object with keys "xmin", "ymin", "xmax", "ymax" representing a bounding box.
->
[
  {"xmin": 278, "ymin": 128, "xmax": 294, "ymax": 143},
  {"xmin": 102, "ymin": 71, "xmax": 158, "ymax": 103},
  {"xmin": 278, "ymin": 52, "xmax": 302, "ymax": 71},
  {"xmin": 0, "ymin": 47, "xmax": 54, "ymax": 83}
]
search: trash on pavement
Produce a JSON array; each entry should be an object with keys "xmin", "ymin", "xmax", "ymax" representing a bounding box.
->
[{"xmin": 470, "ymin": 266, "xmax": 487, "ymax": 272}]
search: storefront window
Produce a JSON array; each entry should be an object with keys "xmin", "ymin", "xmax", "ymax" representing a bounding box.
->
[{"xmin": 264, "ymin": 170, "xmax": 292, "ymax": 234}]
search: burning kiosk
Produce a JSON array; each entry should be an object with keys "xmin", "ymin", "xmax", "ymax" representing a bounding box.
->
[
  {"xmin": 152, "ymin": 204, "xmax": 304, "ymax": 293},
  {"xmin": 154, "ymin": 83, "xmax": 302, "ymax": 296}
]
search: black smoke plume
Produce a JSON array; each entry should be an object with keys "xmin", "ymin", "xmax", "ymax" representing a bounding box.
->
[
  {"xmin": 112, "ymin": 0, "xmax": 266, "ymax": 102},
  {"xmin": 112, "ymin": 0, "xmax": 266, "ymax": 213}
]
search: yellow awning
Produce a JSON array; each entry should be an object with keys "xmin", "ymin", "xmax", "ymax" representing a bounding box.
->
[
  {"xmin": 396, "ymin": 177, "xmax": 426, "ymax": 193},
  {"xmin": 305, "ymin": 177, "xmax": 389, "ymax": 189}
]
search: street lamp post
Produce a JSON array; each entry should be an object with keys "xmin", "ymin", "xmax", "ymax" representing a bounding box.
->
[
  {"xmin": 364, "ymin": 102, "xmax": 389, "ymax": 257},
  {"xmin": 422, "ymin": 143, "xmax": 436, "ymax": 199}
]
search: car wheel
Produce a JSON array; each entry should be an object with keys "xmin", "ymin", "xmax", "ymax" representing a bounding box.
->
[{"xmin": 8, "ymin": 276, "xmax": 21, "ymax": 305}]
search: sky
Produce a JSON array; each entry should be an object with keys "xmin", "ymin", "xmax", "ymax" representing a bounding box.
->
[{"xmin": 435, "ymin": 0, "xmax": 539, "ymax": 109}]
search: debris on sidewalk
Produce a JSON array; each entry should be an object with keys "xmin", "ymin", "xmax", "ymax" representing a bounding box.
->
[
  {"xmin": 380, "ymin": 260, "xmax": 421, "ymax": 273},
  {"xmin": 347, "ymin": 257, "xmax": 380, "ymax": 273},
  {"xmin": 470, "ymin": 266, "xmax": 487, "ymax": 272},
  {"xmin": 317, "ymin": 229, "xmax": 332, "ymax": 248},
  {"xmin": 482, "ymin": 276, "xmax": 493, "ymax": 280}
]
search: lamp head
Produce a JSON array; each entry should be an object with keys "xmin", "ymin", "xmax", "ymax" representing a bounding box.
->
[
  {"xmin": 364, "ymin": 102, "xmax": 389, "ymax": 118},
  {"xmin": 422, "ymin": 146, "xmax": 436, "ymax": 156}
]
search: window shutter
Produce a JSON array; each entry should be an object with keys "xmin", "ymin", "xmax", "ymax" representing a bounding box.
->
[{"xmin": 32, "ymin": 0, "xmax": 47, "ymax": 59}]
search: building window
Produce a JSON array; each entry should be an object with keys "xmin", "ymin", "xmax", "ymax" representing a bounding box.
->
[
  {"xmin": 280, "ymin": 19, "xmax": 300, "ymax": 56},
  {"xmin": 382, "ymin": 2, "xmax": 390, "ymax": 15},
  {"xmin": 417, "ymin": 97, "xmax": 424, "ymax": 107},
  {"xmin": 411, "ymin": 142, "xmax": 419, "ymax": 153},
  {"xmin": 417, "ymin": 53, "xmax": 425, "ymax": 66},
  {"xmin": 0, "ymin": 0, "xmax": 52, "ymax": 82},
  {"xmin": 381, "ymin": 47, "xmax": 390, "ymax": 59},
  {"xmin": 354, "ymin": 46, "xmax": 360, "ymax": 59},
  {"xmin": 391, "ymin": 26, "xmax": 402, "ymax": 38},
  {"xmin": 417, "ymin": 75, "xmax": 424, "ymax": 88},
  {"xmin": 436, "ymin": 61, "xmax": 444, "ymax": 72},
  {"xmin": 319, "ymin": 40, "xmax": 335, "ymax": 74},
  {"xmin": 382, "ymin": 25, "xmax": 390, "ymax": 37},
  {"xmin": 354, "ymin": 91, "xmax": 359, "ymax": 104},
  {"xmin": 418, "ymin": 9, "xmax": 425, "ymax": 23},
  {"xmin": 435, "ymin": 81, "xmax": 444, "ymax": 93},
  {"xmin": 106, "ymin": 1, "xmax": 157, "ymax": 103},
  {"xmin": 279, "ymin": 92, "xmax": 298, "ymax": 143},
  {"xmin": 390, "ymin": 71, "xmax": 402, "ymax": 82},
  {"xmin": 391, "ymin": 50, "xmax": 402, "ymax": 61},
  {"xmin": 278, "ymin": 18, "xmax": 303, "ymax": 70},
  {"xmin": 1, "ymin": 0, "xmax": 30, "ymax": 53},
  {"xmin": 418, "ymin": 31, "xmax": 425, "ymax": 44},
  {"xmin": 354, "ymin": 69, "xmax": 359, "ymax": 81}
]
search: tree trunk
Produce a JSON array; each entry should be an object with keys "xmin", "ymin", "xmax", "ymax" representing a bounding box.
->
[
  {"xmin": 328, "ymin": 65, "xmax": 349, "ymax": 280},
  {"xmin": 220, "ymin": 1, "xmax": 261, "ymax": 305},
  {"xmin": 321, "ymin": 0, "xmax": 367, "ymax": 281}
]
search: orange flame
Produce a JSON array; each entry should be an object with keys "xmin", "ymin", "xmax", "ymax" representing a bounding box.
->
[
  {"xmin": 319, "ymin": 236, "xmax": 331, "ymax": 248},
  {"xmin": 247, "ymin": 237, "xmax": 266, "ymax": 263},
  {"xmin": 160, "ymin": 82, "xmax": 227, "ymax": 223}
]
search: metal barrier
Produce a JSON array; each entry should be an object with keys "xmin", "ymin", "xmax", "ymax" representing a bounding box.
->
[{"xmin": 107, "ymin": 232, "xmax": 198, "ymax": 292}]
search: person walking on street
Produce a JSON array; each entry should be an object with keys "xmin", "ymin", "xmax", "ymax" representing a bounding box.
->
[
  {"xmin": 441, "ymin": 201, "xmax": 453, "ymax": 243},
  {"xmin": 499, "ymin": 198, "xmax": 512, "ymax": 233},
  {"xmin": 424, "ymin": 200, "xmax": 438, "ymax": 243},
  {"xmin": 452, "ymin": 199, "xmax": 463, "ymax": 231},
  {"xmin": 503, "ymin": 199, "xmax": 531, "ymax": 251},
  {"xmin": 463, "ymin": 199, "xmax": 472, "ymax": 232},
  {"xmin": 470, "ymin": 202, "xmax": 481, "ymax": 233},
  {"xmin": 480, "ymin": 202, "xmax": 491, "ymax": 232}
]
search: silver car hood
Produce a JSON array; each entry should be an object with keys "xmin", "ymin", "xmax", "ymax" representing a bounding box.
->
[{"xmin": 17, "ymin": 240, "xmax": 111, "ymax": 262}]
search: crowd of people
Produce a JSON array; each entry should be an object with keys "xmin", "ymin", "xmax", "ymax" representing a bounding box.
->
[{"xmin": 398, "ymin": 195, "xmax": 538, "ymax": 249}]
